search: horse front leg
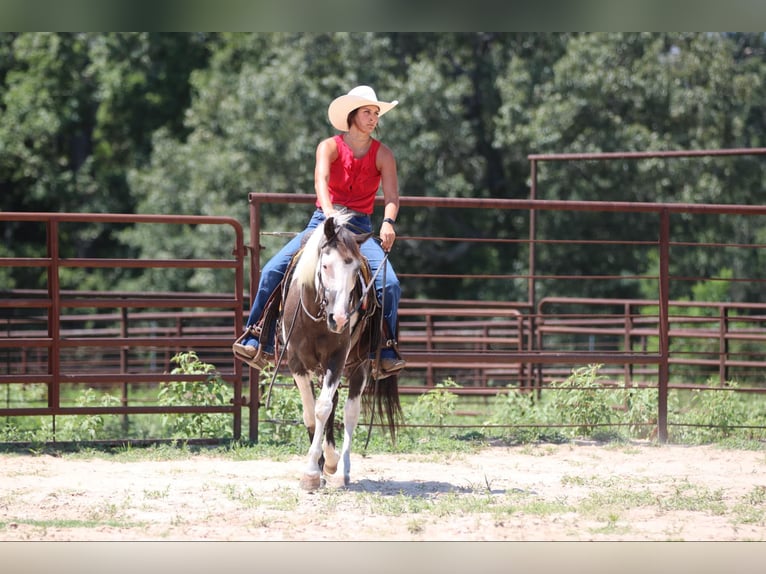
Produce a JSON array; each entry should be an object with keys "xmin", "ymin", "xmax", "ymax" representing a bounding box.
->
[
  {"xmin": 325, "ymin": 363, "xmax": 368, "ymax": 488},
  {"xmin": 300, "ymin": 368, "xmax": 341, "ymax": 491},
  {"xmin": 293, "ymin": 372, "xmax": 321, "ymax": 490}
]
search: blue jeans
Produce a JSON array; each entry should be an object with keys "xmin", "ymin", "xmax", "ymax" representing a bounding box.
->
[{"xmin": 245, "ymin": 209, "xmax": 401, "ymax": 358}]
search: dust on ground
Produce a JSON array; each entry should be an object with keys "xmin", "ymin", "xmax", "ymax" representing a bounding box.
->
[{"xmin": 1, "ymin": 442, "xmax": 765, "ymax": 541}]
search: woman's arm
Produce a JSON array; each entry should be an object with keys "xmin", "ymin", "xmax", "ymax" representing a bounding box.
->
[
  {"xmin": 377, "ymin": 143, "xmax": 399, "ymax": 252},
  {"xmin": 314, "ymin": 137, "xmax": 338, "ymax": 216}
]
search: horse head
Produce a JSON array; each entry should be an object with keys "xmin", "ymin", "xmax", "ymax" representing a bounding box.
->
[
  {"xmin": 292, "ymin": 214, "xmax": 370, "ymax": 334},
  {"xmin": 319, "ymin": 215, "xmax": 371, "ymax": 333}
]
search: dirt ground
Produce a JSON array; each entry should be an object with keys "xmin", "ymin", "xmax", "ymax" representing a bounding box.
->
[{"xmin": 1, "ymin": 442, "xmax": 765, "ymax": 542}]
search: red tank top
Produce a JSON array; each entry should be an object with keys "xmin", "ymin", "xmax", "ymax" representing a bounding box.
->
[{"xmin": 315, "ymin": 135, "xmax": 381, "ymax": 214}]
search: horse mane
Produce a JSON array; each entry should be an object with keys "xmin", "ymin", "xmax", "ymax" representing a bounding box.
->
[{"xmin": 292, "ymin": 212, "xmax": 355, "ymax": 289}]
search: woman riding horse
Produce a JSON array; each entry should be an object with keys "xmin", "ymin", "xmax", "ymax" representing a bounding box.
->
[
  {"xmin": 233, "ymin": 85, "xmax": 406, "ymax": 377},
  {"xmin": 280, "ymin": 212, "xmax": 400, "ymax": 489}
]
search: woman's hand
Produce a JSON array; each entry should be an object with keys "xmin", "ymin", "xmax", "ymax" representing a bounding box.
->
[{"xmin": 380, "ymin": 220, "xmax": 396, "ymax": 252}]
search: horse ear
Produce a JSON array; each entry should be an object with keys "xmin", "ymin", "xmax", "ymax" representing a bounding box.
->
[{"xmin": 324, "ymin": 216, "xmax": 337, "ymax": 241}]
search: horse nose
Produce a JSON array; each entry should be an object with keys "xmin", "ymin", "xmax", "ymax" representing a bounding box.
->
[{"xmin": 328, "ymin": 312, "xmax": 347, "ymax": 332}]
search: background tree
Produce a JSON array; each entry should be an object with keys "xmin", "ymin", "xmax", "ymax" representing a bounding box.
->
[
  {"xmin": 4, "ymin": 32, "xmax": 766, "ymax": 306},
  {"xmin": 494, "ymin": 32, "xmax": 766, "ymax": 302},
  {"xmin": 0, "ymin": 32, "xmax": 214, "ymax": 291}
]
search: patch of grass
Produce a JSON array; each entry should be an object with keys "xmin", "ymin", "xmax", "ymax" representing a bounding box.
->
[
  {"xmin": 589, "ymin": 515, "xmax": 632, "ymax": 536},
  {"xmin": 4, "ymin": 517, "xmax": 146, "ymax": 530},
  {"xmin": 716, "ymin": 437, "xmax": 766, "ymax": 451},
  {"xmin": 731, "ymin": 502, "xmax": 765, "ymax": 525},
  {"xmin": 742, "ymin": 485, "xmax": 766, "ymax": 505},
  {"xmin": 520, "ymin": 498, "xmax": 575, "ymax": 516},
  {"xmin": 85, "ymin": 501, "xmax": 121, "ymax": 522},
  {"xmin": 579, "ymin": 487, "xmax": 658, "ymax": 516},
  {"xmin": 143, "ymin": 486, "xmax": 170, "ymax": 500},
  {"xmin": 660, "ymin": 480, "xmax": 727, "ymax": 515},
  {"xmin": 220, "ymin": 484, "xmax": 261, "ymax": 509},
  {"xmin": 406, "ymin": 518, "xmax": 425, "ymax": 534},
  {"xmin": 518, "ymin": 444, "xmax": 559, "ymax": 457},
  {"xmin": 560, "ymin": 474, "xmax": 588, "ymax": 487},
  {"xmin": 266, "ymin": 488, "xmax": 300, "ymax": 511}
]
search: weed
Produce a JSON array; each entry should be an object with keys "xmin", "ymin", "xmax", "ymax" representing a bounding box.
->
[
  {"xmin": 620, "ymin": 384, "xmax": 659, "ymax": 439},
  {"xmin": 485, "ymin": 386, "xmax": 551, "ymax": 443},
  {"xmin": 3, "ymin": 361, "xmax": 766, "ymax": 448},
  {"xmin": 671, "ymin": 379, "xmax": 749, "ymax": 444},
  {"xmin": 406, "ymin": 379, "xmax": 461, "ymax": 428},
  {"xmin": 660, "ymin": 480, "xmax": 727, "ymax": 515},
  {"xmin": 259, "ymin": 378, "xmax": 304, "ymax": 445},
  {"xmin": 589, "ymin": 515, "xmax": 631, "ymax": 535},
  {"xmin": 143, "ymin": 486, "xmax": 170, "ymax": 500},
  {"xmin": 221, "ymin": 484, "xmax": 261, "ymax": 509},
  {"xmin": 58, "ymin": 388, "xmax": 121, "ymax": 442},
  {"xmin": 158, "ymin": 351, "xmax": 234, "ymax": 439},
  {"xmin": 549, "ymin": 364, "xmax": 616, "ymax": 438},
  {"xmin": 266, "ymin": 488, "xmax": 300, "ymax": 511},
  {"xmin": 407, "ymin": 519, "xmax": 425, "ymax": 534}
]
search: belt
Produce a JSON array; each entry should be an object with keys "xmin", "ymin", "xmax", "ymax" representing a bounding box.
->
[{"xmin": 331, "ymin": 204, "xmax": 370, "ymax": 218}]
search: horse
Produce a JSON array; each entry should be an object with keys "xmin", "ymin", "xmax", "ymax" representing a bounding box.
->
[{"xmin": 278, "ymin": 213, "xmax": 401, "ymax": 491}]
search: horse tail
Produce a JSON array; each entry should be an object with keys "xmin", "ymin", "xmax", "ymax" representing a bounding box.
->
[{"xmin": 363, "ymin": 373, "xmax": 402, "ymax": 444}]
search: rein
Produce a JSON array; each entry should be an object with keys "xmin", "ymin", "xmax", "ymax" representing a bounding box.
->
[
  {"xmin": 299, "ymin": 282, "xmax": 325, "ymax": 322},
  {"xmin": 364, "ymin": 249, "xmax": 389, "ymax": 451}
]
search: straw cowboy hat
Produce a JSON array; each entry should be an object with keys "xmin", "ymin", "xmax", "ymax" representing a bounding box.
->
[{"xmin": 327, "ymin": 85, "xmax": 399, "ymax": 131}]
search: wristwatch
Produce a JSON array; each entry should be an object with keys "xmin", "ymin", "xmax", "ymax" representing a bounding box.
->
[{"xmin": 383, "ymin": 217, "xmax": 396, "ymax": 226}]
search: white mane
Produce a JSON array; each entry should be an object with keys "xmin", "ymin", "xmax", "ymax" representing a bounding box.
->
[{"xmin": 292, "ymin": 212, "xmax": 354, "ymax": 288}]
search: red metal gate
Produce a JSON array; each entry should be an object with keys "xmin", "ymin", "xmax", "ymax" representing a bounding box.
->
[{"xmin": 0, "ymin": 212, "xmax": 247, "ymax": 439}]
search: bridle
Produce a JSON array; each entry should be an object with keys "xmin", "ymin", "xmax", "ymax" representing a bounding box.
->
[{"xmin": 297, "ymin": 233, "xmax": 385, "ymax": 326}]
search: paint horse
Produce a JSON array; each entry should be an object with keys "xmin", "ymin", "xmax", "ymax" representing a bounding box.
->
[{"xmin": 279, "ymin": 213, "xmax": 400, "ymax": 490}]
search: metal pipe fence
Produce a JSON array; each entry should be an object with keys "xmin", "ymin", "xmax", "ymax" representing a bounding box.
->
[
  {"xmin": 2, "ymin": 148, "xmax": 766, "ymax": 444},
  {"xmin": 1, "ymin": 213, "xmax": 247, "ymax": 439}
]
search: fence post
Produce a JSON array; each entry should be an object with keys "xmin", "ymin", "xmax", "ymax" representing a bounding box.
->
[
  {"xmin": 657, "ymin": 209, "xmax": 670, "ymax": 443},
  {"xmin": 719, "ymin": 306, "xmax": 729, "ymax": 385}
]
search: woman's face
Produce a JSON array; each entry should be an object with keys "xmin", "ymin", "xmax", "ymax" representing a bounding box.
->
[{"xmin": 351, "ymin": 105, "xmax": 381, "ymax": 133}]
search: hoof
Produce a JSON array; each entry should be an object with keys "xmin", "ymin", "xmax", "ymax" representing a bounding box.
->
[
  {"xmin": 300, "ymin": 474, "xmax": 321, "ymax": 491},
  {"xmin": 324, "ymin": 473, "xmax": 350, "ymax": 489}
]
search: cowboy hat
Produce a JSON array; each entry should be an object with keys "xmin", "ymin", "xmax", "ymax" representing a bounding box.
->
[{"xmin": 327, "ymin": 85, "xmax": 399, "ymax": 131}]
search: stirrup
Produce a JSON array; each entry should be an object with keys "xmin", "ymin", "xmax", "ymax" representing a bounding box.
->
[
  {"xmin": 371, "ymin": 339, "xmax": 406, "ymax": 379},
  {"xmin": 232, "ymin": 326, "xmax": 272, "ymax": 370}
]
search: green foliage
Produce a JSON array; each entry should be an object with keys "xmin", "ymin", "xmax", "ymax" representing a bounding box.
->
[
  {"xmin": 620, "ymin": 384, "xmax": 660, "ymax": 440},
  {"xmin": 1, "ymin": 32, "xmax": 214, "ymax": 293},
  {"xmin": 58, "ymin": 387, "xmax": 121, "ymax": 442},
  {"xmin": 486, "ymin": 386, "xmax": 558, "ymax": 443},
  {"xmin": 406, "ymin": 378, "xmax": 461, "ymax": 427},
  {"xmin": 0, "ymin": 384, "xmax": 120, "ymax": 443},
  {"xmin": 549, "ymin": 365, "xmax": 616, "ymax": 437},
  {"xmin": 2, "ymin": 365, "xmax": 765, "ymax": 448},
  {"xmin": 259, "ymin": 377, "xmax": 304, "ymax": 446},
  {"xmin": 157, "ymin": 351, "xmax": 234, "ymax": 439},
  {"xmin": 670, "ymin": 379, "xmax": 750, "ymax": 444},
  {"xmin": 1, "ymin": 384, "xmax": 51, "ymax": 443},
  {"xmin": 6, "ymin": 33, "xmax": 766, "ymax": 302}
]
